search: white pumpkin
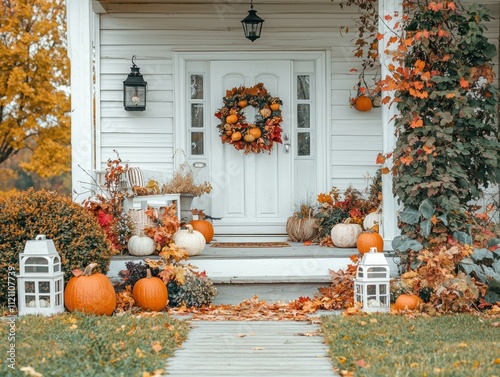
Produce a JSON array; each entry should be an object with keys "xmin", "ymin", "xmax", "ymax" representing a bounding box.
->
[
  {"xmin": 128, "ymin": 233, "xmax": 156, "ymax": 256},
  {"xmin": 331, "ymin": 222, "xmax": 363, "ymax": 248},
  {"xmin": 363, "ymin": 212, "xmax": 382, "ymax": 231},
  {"xmin": 172, "ymin": 224, "xmax": 206, "ymax": 256}
]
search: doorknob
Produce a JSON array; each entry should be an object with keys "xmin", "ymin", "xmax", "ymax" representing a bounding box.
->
[{"xmin": 283, "ymin": 133, "xmax": 290, "ymax": 153}]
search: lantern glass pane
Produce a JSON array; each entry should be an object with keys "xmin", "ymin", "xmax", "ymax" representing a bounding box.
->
[
  {"xmin": 56, "ymin": 293, "xmax": 61, "ymax": 306},
  {"xmin": 26, "ymin": 257, "xmax": 48, "ymax": 265},
  {"xmin": 367, "ymin": 267, "xmax": 388, "ymax": 279},
  {"xmin": 39, "ymin": 281, "xmax": 50, "ymax": 293},
  {"xmin": 367, "ymin": 284, "xmax": 376, "ymax": 295},
  {"xmin": 367, "ymin": 297, "xmax": 379, "ymax": 307},
  {"xmin": 191, "ymin": 104, "xmax": 204, "ymax": 128},
  {"xmin": 357, "ymin": 266, "xmax": 364, "ymax": 278},
  {"xmin": 56, "ymin": 279, "xmax": 62, "ymax": 292},
  {"xmin": 297, "ymin": 75, "xmax": 310, "ymax": 100},
  {"xmin": 190, "ymin": 75, "xmax": 203, "ymax": 99},
  {"xmin": 54, "ymin": 264, "xmax": 60, "ymax": 272},
  {"xmin": 26, "ymin": 265, "xmax": 49, "ymax": 273},
  {"xmin": 125, "ymin": 86, "xmax": 146, "ymax": 107},
  {"xmin": 40, "ymin": 296, "xmax": 50, "ymax": 305},
  {"xmin": 25, "ymin": 296, "xmax": 35, "ymax": 306},
  {"xmin": 380, "ymin": 284, "xmax": 387, "ymax": 294},
  {"xmin": 25, "ymin": 281, "xmax": 35, "ymax": 293}
]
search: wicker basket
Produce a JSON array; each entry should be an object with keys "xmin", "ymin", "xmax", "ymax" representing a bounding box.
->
[{"xmin": 128, "ymin": 209, "xmax": 156, "ymax": 235}]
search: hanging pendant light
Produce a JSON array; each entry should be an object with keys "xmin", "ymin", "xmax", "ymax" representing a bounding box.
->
[
  {"xmin": 123, "ymin": 56, "xmax": 147, "ymax": 111},
  {"xmin": 241, "ymin": 0, "xmax": 264, "ymax": 42}
]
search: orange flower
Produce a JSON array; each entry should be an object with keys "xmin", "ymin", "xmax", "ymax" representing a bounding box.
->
[
  {"xmin": 460, "ymin": 77, "xmax": 469, "ymax": 89},
  {"xmin": 317, "ymin": 193, "xmax": 333, "ymax": 204}
]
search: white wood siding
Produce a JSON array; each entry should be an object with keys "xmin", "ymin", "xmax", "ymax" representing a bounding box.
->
[
  {"xmin": 95, "ymin": 2, "xmax": 499, "ymax": 196},
  {"xmin": 96, "ymin": 3, "xmax": 376, "ymax": 193}
]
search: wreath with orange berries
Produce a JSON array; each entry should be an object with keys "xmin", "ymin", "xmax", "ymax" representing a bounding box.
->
[{"xmin": 214, "ymin": 83, "xmax": 283, "ymax": 154}]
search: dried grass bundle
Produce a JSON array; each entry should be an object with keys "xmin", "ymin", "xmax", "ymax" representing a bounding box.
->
[{"xmin": 162, "ymin": 162, "xmax": 212, "ymax": 197}]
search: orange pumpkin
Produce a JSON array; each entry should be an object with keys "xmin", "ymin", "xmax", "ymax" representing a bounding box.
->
[
  {"xmin": 243, "ymin": 133, "xmax": 255, "ymax": 142},
  {"xmin": 354, "ymin": 96, "xmax": 373, "ymax": 112},
  {"xmin": 237, "ymin": 99, "xmax": 248, "ymax": 108},
  {"xmin": 64, "ymin": 263, "xmax": 117, "ymax": 316},
  {"xmin": 248, "ymin": 127, "xmax": 262, "ymax": 139},
  {"xmin": 357, "ymin": 231, "xmax": 384, "ymax": 254},
  {"xmin": 190, "ymin": 219, "xmax": 214, "ymax": 243},
  {"xmin": 132, "ymin": 269, "xmax": 168, "ymax": 312},
  {"xmin": 226, "ymin": 114, "xmax": 238, "ymax": 124},
  {"xmin": 231, "ymin": 131, "xmax": 242, "ymax": 141},
  {"xmin": 394, "ymin": 294, "xmax": 421, "ymax": 311},
  {"xmin": 270, "ymin": 103, "xmax": 280, "ymax": 111}
]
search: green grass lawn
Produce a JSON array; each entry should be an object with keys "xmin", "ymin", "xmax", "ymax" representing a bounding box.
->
[
  {"xmin": 322, "ymin": 313, "xmax": 500, "ymax": 377},
  {"xmin": 0, "ymin": 312, "xmax": 189, "ymax": 377}
]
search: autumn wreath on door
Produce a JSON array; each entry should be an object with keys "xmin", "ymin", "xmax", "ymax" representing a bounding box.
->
[{"xmin": 214, "ymin": 82, "xmax": 283, "ymax": 154}]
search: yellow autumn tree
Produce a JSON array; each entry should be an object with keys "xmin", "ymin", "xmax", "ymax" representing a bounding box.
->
[{"xmin": 0, "ymin": 0, "xmax": 70, "ymax": 178}]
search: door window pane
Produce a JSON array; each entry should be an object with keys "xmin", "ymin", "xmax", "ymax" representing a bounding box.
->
[
  {"xmin": 297, "ymin": 104, "xmax": 310, "ymax": 128},
  {"xmin": 191, "ymin": 132, "xmax": 204, "ymax": 155},
  {"xmin": 191, "ymin": 104, "xmax": 204, "ymax": 128},
  {"xmin": 297, "ymin": 132, "xmax": 310, "ymax": 156},
  {"xmin": 297, "ymin": 75, "xmax": 310, "ymax": 100},
  {"xmin": 191, "ymin": 75, "xmax": 203, "ymax": 99}
]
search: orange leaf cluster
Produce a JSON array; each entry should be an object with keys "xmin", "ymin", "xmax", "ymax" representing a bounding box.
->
[{"xmin": 143, "ymin": 204, "xmax": 181, "ymax": 250}]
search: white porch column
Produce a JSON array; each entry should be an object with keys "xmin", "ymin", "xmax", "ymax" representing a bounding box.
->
[
  {"xmin": 66, "ymin": 0, "xmax": 95, "ymax": 201},
  {"xmin": 379, "ymin": 0, "xmax": 403, "ymax": 249}
]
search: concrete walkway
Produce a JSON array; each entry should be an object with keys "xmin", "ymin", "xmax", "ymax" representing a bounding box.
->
[{"xmin": 165, "ymin": 321, "xmax": 338, "ymax": 377}]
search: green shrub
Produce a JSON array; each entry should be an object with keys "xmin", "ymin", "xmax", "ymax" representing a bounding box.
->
[{"xmin": 0, "ymin": 188, "xmax": 113, "ymax": 305}]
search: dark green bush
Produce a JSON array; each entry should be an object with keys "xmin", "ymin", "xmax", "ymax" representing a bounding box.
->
[{"xmin": 0, "ymin": 188, "xmax": 113, "ymax": 305}]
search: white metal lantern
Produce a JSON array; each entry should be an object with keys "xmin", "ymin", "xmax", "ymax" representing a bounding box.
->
[
  {"xmin": 354, "ymin": 247, "xmax": 390, "ymax": 313},
  {"xmin": 17, "ymin": 235, "xmax": 65, "ymax": 316}
]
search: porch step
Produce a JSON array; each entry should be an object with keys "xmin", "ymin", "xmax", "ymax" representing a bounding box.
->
[{"xmin": 107, "ymin": 243, "xmax": 400, "ymax": 305}]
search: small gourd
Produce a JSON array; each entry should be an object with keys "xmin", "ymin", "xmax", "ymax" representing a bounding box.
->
[
  {"xmin": 248, "ymin": 127, "xmax": 262, "ymax": 139},
  {"xmin": 172, "ymin": 224, "xmax": 206, "ymax": 256},
  {"xmin": 331, "ymin": 220, "xmax": 363, "ymax": 248},
  {"xmin": 128, "ymin": 232, "xmax": 156, "ymax": 256},
  {"xmin": 259, "ymin": 108, "xmax": 271, "ymax": 118},
  {"xmin": 354, "ymin": 96, "xmax": 373, "ymax": 112},
  {"xmin": 243, "ymin": 133, "xmax": 256, "ymax": 143},
  {"xmin": 226, "ymin": 114, "xmax": 238, "ymax": 124},
  {"xmin": 132, "ymin": 269, "xmax": 168, "ymax": 312},
  {"xmin": 363, "ymin": 211, "xmax": 382, "ymax": 231},
  {"xmin": 231, "ymin": 131, "xmax": 242, "ymax": 141},
  {"xmin": 394, "ymin": 294, "xmax": 421, "ymax": 311},
  {"xmin": 64, "ymin": 263, "xmax": 117, "ymax": 316}
]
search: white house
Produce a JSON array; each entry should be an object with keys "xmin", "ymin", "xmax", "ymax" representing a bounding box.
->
[{"xmin": 66, "ymin": 0, "xmax": 499, "ymax": 247}]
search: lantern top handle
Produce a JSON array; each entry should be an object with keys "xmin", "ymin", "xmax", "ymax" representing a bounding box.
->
[
  {"xmin": 131, "ymin": 55, "xmax": 137, "ymax": 68},
  {"xmin": 36, "ymin": 235, "xmax": 47, "ymax": 240}
]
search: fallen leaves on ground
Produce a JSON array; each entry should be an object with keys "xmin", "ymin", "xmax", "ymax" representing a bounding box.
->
[{"xmin": 168, "ymin": 295, "xmax": 327, "ymax": 321}]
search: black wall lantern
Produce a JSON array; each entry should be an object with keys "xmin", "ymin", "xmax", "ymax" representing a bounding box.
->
[
  {"xmin": 123, "ymin": 56, "xmax": 147, "ymax": 111},
  {"xmin": 241, "ymin": 0, "xmax": 264, "ymax": 42}
]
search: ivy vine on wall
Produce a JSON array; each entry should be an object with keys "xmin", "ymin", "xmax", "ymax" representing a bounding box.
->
[{"xmin": 377, "ymin": 0, "xmax": 499, "ymax": 246}]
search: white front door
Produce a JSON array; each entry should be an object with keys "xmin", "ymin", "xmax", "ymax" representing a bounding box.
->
[{"xmin": 210, "ymin": 61, "xmax": 293, "ymax": 236}]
